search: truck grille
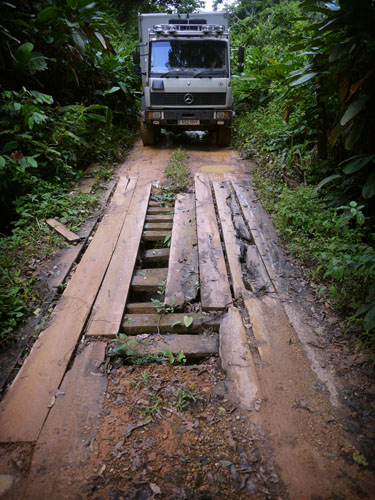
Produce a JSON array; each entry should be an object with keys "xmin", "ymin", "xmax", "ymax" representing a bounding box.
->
[{"xmin": 150, "ymin": 92, "xmax": 226, "ymax": 106}]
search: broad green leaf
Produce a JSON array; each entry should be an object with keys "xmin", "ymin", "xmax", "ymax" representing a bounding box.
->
[
  {"xmin": 3, "ymin": 141, "xmax": 19, "ymax": 153},
  {"xmin": 0, "ymin": 156, "xmax": 6, "ymax": 167},
  {"xmin": 103, "ymin": 86, "xmax": 120, "ymax": 96},
  {"xmin": 37, "ymin": 7, "xmax": 59, "ymax": 22},
  {"xmin": 14, "ymin": 42, "xmax": 33, "ymax": 68},
  {"xmin": 340, "ymin": 95, "xmax": 369, "ymax": 126},
  {"xmin": 314, "ymin": 174, "xmax": 341, "ymax": 192},
  {"xmin": 87, "ymin": 113, "xmax": 106, "ymax": 122},
  {"xmin": 362, "ymin": 171, "xmax": 375, "ymax": 199},
  {"xmin": 183, "ymin": 316, "xmax": 193, "ymax": 328},
  {"xmin": 289, "ymin": 72, "xmax": 317, "ymax": 87},
  {"xmin": 341, "ymin": 154, "xmax": 374, "ymax": 174},
  {"xmin": 172, "ymin": 321, "xmax": 182, "ymax": 327}
]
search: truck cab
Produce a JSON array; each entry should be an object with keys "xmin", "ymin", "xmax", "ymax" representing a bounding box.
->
[{"xmin": 136, "ymin": 12, "xmax": 233, "ymax": 146}]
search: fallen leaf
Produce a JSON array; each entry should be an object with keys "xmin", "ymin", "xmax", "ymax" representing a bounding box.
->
[
  {"xmin": 98, "ymin": 464, "xmax": 106, "ymax": 476},
  {"xmin": 149, "ymin": 482, "xmax": 161, "ymax": 495},
  {"xmin": 184, "ymin": 316, "xmax": 193, "ymax": 328},
  {"xmin": 220, "ymin": 460, "xmax": 232, "ymax": 467}
]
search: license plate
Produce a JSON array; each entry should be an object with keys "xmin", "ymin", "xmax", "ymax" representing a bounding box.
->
[{"xmin": 178, "ymin": 119, "xmax": 200, "ymax": 125}]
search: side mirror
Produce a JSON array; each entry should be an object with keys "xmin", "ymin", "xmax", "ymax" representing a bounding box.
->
[
  {"xmin": 238, "ymin": 46, "xmax": 245, "ymax": 64},
  {"xmin": 132, "ymin": 49, "xmax": 140, "ymax": 65}
]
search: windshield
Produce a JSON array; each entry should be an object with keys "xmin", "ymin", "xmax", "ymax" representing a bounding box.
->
[{"xmin": 150, "ymin": 40, "xmax": 228, "ymax": 77}]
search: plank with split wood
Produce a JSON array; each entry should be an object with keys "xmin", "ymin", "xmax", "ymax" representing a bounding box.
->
[
  {"xmin": 119, "ymin": 313, "xmax": 220, "ymax": 336},
  {"xmin": 220, "ymin": 306, "xmax": 260, "ymax": 410},
  {"xmin": 194, "ymin": 174, "xmax": 231, "ymax": 311},
  {"xmin": 213, "ymin": 181, "xmax": 249, "ymax": 299},
  {"xmin": 165, "ymin": 194, "xmax": 199, "ymax": 308},
  {"xmin": 143, "ymin": 230, "xmax": 171, "ymax": 241},
  {"xmin": 245, "ymin": 245, "xmax": 275, "ymax": 294},
  {"xmin": 24, "ymin": 342, "xmax": 107, "ymax": 499},
  {"xmin": 85, "ymin": 183, "xmax": 152, "ymax": 337},
  {"xmin": 46, "ymin": 218, "xmax": 80, "ymax": 243},
  {"xmin": 0, "ymin": 177, "xmax": 136, "ymax": 443},
  {"xmin": 131, "ymin": 334, "xmax": 218, "ymax": 358},
  {"xmin": 131, "ymin": 268, "xmax": 168, "ymax": 292},
  {"xmin": 232, "ymin": 181, "xmax": 279, "ymax": 284},
  {"xmin": 143, "ymin": 248, "xmax": 170, "ymax": 264}
]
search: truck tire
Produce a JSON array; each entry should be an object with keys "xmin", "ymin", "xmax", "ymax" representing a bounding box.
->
[
  {"xmin": 140, "ymin": 120, "xmax": 155, "ymax": 146},
  {"xmin": 216, "ymin": 126, "xmax": 231, "ymax": 147}
]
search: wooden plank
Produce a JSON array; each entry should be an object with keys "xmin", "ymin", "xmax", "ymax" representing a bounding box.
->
[
  {"xmin": 232, "ymin": 181, "xmax": 279, "ymax": 282},
  {"xmin": 213, "ymin": 182, "xmax": 249, "ymax": 299},
  {"xmin": 147, "ymin": 206, "xmax": 174, "ymax": 214},
  {"xmin": 165, "ymin": 194, "xmax": 199, "ymax": 307},
  {"xmin": 194, "ymin": 174, "xmax": 232, "ymax": 311},
  {"xmin": 148, "ymin": 200, "xmax": 160, "ymax": 207},
  {"xmin": 77, "ymin": 177, "xmax": 96, "ymax": 194},
  {"xmin": 0, "ymin": 177, "xmax": 136, "ymax": 443},
  {"xmin": 143, "ymin": 230, "xmax": 170, "ymax": 241},
  {"xmin": 126, "ymin": 302, "xmax": 157, "ymax": 314},
  {"xmin": 143, "ymin": 248, "xmax": 170, "ymax": 264},
  {"xmin": 245, "ymin": 245, "xmax": 275, "ymax": 294},
  {"xmin": 85, "ymin": 183, "xmax": 152, "ymax": 337},
  {"xmin": 119, "ymin": 313, "xmax": 219, "ymax": 336},
  {"xmin": 220, "ymin": 306, "xmax": 261, "ymax": 410},
  {"xmin": 46, "ymin": 218, "xmax": 80, "ymax": 243},
  {"xmin": 132, "ymin": 334, "xmax": 218, "ymax": 358},
  {"xmin": 144, "ymin": 222, "xmax": 173, "ymax": 230},
  {"xmin": 24, "ymin": 342, "xmax": 107, "ymax": 499},
  {"xmin": 131, "ymin": 268, "xmax": 168, "ymax": 292},
  {"xmin": 146, "ymin": 214, "xmax": 174, "ymax": 223}
]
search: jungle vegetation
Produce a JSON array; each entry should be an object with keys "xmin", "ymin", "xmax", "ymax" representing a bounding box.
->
[{"xmin": 1, "ymin": 0, "xmax": 374, "ymax": 349}]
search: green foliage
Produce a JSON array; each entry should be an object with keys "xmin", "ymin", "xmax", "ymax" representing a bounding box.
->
[
  {"xmin": 173, "ymin": 385, "xmax": 199, "ymax": 411},
  {"xmin": 165, "ymin": 148, "xmax": 191, "ymax": 193}
]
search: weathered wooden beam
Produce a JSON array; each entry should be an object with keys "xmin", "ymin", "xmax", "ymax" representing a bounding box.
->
[
  {"xmin": 143, "ymin": 230, "xmax": 171, "ymax": 241},
  {"xmin": 165, "ymin": 194, "xmax": 199, "ymax": 307},
  {"xmin": 85, "ymin": 183, "xmax": 152, "ymax": 337},
  {"xmin": 131, "ymin": 268, "xmax": 168, "ymax": 292},
  {"xmin": 130, "ymin": 334, "xmax": 219, "ymax": 358},
  {"xmin": 144, "ymin": 222, "xmax": 173, "ymax": 230},
  {"xmin": 46, "ymin": 218, "xmax": 81, "ymax": 243},
  {"xmin": 143, "ymin": 248, "xmax": 170, "ymax": 264},
  {"xmin": 119, "ymin": 313, "xmax": 220, "ymax": 336},
  {"xmin": 195, "ymin": 174, "xmax": 232, "ymax": 311}
]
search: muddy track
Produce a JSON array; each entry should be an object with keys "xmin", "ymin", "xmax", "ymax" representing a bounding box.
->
[{"xmin": 0, "ymin": 134, "xmax": 374, "ymax": 499}]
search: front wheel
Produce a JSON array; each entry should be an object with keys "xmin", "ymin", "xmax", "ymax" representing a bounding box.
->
[
  {"xmin": 216, "ymin": 126, "xmax": 231, "ymax": 147},
  {"xmin": 140, "ymin": 120, "xmax": 155, "ymax": 146}
]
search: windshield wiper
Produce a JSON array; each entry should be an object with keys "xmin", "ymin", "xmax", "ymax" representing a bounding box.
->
[
  {"xmin": 194, "ymin": 69, "xmax": 227, "ymax": 78},
  {"xmin": 159, "ymin": 70, "xmax": 190, "ymax": 77}
]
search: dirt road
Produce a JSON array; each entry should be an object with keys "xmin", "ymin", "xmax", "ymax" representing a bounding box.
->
[{"xmin": 0, "ymin": 132, "xmax": 374, "ymax": 499}]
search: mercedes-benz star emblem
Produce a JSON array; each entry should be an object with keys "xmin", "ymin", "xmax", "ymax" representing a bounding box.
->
[{"xmin": 184, "ymin": 93, "xmax": 194, "ymax": 105}]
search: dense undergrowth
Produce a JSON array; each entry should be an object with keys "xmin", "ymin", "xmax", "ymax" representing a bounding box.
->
[{"xmin": 226, "ymin": 0, "xmax": 375, "ymax": 345}]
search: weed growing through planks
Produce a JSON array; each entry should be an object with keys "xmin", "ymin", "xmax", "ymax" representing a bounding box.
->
[
  {"xmin": 165, "ymin": 148, "xmax": 191, "ymax": 193},
  {"xmin": 113, "ymin": 334, "xmax": 166, "ymax": 365},
  {"xmin": 158, "ymin": 347, "xmax": 186, "ymax": 365},
  {"xmin": 151, "ymin": 298, "xmax": 175, "ymax": 314},
  {"xmin": 157, "ymin": 279, "xmax": 167, "ymax": 296}
]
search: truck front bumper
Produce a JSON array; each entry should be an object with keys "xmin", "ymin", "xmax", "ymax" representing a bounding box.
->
[{"xmin": 141, "ymin": 109, "xmax": 233, "ymax": 130}]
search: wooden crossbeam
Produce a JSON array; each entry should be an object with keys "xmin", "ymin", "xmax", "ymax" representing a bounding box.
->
[{"xmin": 120, "ymin": 313, "xmax": 220, "ymax": 335}]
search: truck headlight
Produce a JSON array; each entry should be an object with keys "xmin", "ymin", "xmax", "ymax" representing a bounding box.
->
[
  {"xmin": 152, "ymin": 112, "xmax": 161, "ymax": 119},
  {"xmin": 216, "ymin": 111, "xmax": 225, "ymax": 119}
]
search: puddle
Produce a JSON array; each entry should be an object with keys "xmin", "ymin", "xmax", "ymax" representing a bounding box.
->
[{"xmin": 199, "ymin": 164, "xmax": 235, "ymax": 173}]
